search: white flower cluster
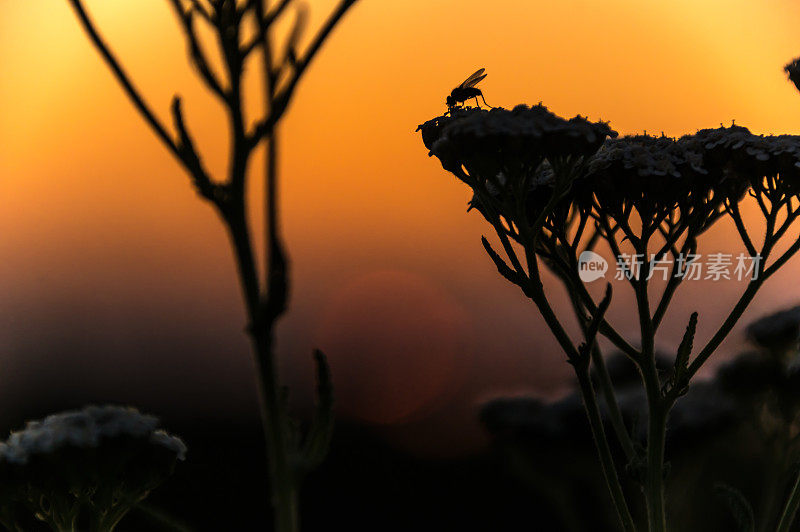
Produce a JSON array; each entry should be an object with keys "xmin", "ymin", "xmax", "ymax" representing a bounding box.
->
[
  {"xmin": 435, "ymin": 104, "xmax": 615, "ymax": 154},
  {"xmin": 692, "ymin": 125, "xmax": 770, "ymax": 159},
  {"xmin": 0, "ymin": 405, "xmax": 186, "ymax": 465},
  {"xmin": 587, "ymin": 127, "xmax": 800, "ymax": 183},
  {"xmin": 418, "ymin": 105, "xmax": 616, "ymax": 192},
  {"xmin": 589, "ymin": 135, "xmax": 706, "ymax": 177},
  {"xmin": 691, "ymin": 126, "xmax": 800, "ymax": 168}
]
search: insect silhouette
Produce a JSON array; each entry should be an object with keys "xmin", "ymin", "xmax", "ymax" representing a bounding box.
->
[{"xmin": 446, "ymin": 68, "xmax": 492, "ymax": 112}]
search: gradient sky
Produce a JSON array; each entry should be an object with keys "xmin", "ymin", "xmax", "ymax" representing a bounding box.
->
[{"xmin": 3, "ymin": 0, "xmax": 800, "ymax": 455}]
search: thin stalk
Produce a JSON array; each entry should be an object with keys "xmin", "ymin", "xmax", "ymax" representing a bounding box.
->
[
  {"xmin": 518, "ymin": 250, "xmax": 635, "ymax": 531},
  {"xmin": 66, "ymin": 0, "xmax": 178, "ymax": 154},
  {"xmin": 574, "ymin": 364, "xmax": 637, "ymax": 532},
  {"xmin": 227, "ymin": 208, "xmax": 297, "ymax": 532},
  {"xmin": 591, "ymin": 343, "xmax": 637, "ymax": 462},
  {"xmin": 504, "ymin": 183, "xmax": 636, "ymax": 531},
  {"xmin": 632, "ymin": 234, "xmax": 668, "ymax": 532},
  {"xmin": 253, "ymin": 5, "xmax": 296, "ymax": 528},
  {"xmin": 684, "ymin": 215, "xmax": 776, "ymax": 380},
  {"xmin": 776, "ymin": 467, "xmax": 800, "ymax": 532},
  {"xmin": 652, "ymin": 234, "xmax": 696, "ymax": 330},
  {"xmin": 68, "ymin": 1, "xmax": 359, "ymax": 530},
  {"xmin": 758, "ymin": 452, "xmax": 784, "ymax": 532},
  {"xmin": 254, "ymin": 331, "xmax": 298, "ymax": 532},
  {"xmin": 549, "ymin": 233, "xmax": 640, "ymax": 360},
  {"xmin": 253, "ymin": 332, "xmax": 299, "ymax": 532},
  {"xmin": 640, "ymin": 354, "xmax": 669, "ymax": 532},
  {"xmin": 644, "ymin": 401, "xmax": 667, "ymax": 532},
  {"xmin": 483, "ymin": 223, "xmax": 635, "ymax": 529},
  {"xmin": 564, "ymin": 281, "xmax": 636, "ymax": 462}
]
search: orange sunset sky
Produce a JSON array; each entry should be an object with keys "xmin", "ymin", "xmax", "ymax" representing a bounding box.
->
[{"xmin": 3, "ymin": 0, "xmax": 800, "ymax": 454}]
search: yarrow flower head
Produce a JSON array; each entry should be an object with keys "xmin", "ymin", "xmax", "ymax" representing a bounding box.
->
[
  {"xmin": 0, "ymin": 405, "xmax": 186, "ymax": 531},
  {"xmin": 576, "ymin": 126, "xmax": 800, "ymax": 240},
  {"xmin": 417, "ymin": 105, "xmax": 616, "ymax": 231},
  {"xmin": 686, "ymin": 126, "xmax": 800, "ymax": 197},
  {"xmin": 581, "ymin": 133, "xmax": 711, "ymax": 222},
  {"xmin": 419, "ymin": 103, "xmax": 800, "ymax": 285},
  {"xmin": 418, "ymin": 104, "xmax": 616, "ymax": 179}
]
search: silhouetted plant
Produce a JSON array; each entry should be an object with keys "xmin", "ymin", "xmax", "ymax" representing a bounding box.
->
[
  {"xmin": 481, "ymin": 306, "xmax": 800, "ymax": 531},
  {"xmin": 482, "ymin": 351, "xmax": 739, "ymax": 531},
  {"xmin": 419, "ymin": 63, "xmax": 800, "ymax": 530},
  {"xmin": 66, "ymin": 1, "xmax": 359, "ymax": 530},
  {"xmin": 0, "ymin": 405, "xmax": 185, "ymax": 531}
]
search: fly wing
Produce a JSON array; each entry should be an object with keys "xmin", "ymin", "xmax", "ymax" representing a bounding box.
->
[
  {"xmin": 463, "ymin": 74, "xmax": 487, "ymax": 88},
  {"xmin": 459, "ymin": 68, "xmax": 486, "ymax": 88}
]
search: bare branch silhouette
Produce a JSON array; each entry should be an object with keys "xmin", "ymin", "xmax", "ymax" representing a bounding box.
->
[
  {"xmin": 67, "ymin": 0, "xmax": 179, "ymax": 156},
  {"xmin": 249, "ymin": 0, "xmax": 359, "ymax": 147},
  {"xmin": 167, "ymin": 0, "xmax": 228, "ymax": 101},
  {"xmin": 66, "ymin": 1, "xmax": 361, "ymax": 530}
]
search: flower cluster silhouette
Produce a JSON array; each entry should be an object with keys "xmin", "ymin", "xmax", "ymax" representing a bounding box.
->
[
  {"xmin": 0, "ymin": 406, "xmax": 185, "ymax": 532},
  {"xmin": 419, "ymin": 71, "xmax": 800, "ymax": 531}
]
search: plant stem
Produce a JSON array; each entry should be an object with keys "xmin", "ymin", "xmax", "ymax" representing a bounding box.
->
[
  {"xmin": 564, "ymin": 285, "xmax": 636, "ymax": 462},
  {"xmin": 520, "ymin": 259, "xmax": 634, "ymax": 531},
  {"xmin": 496, "ymin": 189, "xmax": 636, "ymax": 530},
  {"xmin": 251, "ymin": 10, "xmax": 297, "ymax": 529},
  {"xmin": 758, "ymin": 453, "xmax": 783, "ymax": 532},
  {"xmin": 644, "ymin": 400, "xmax": 667, "ymax": 532},
  {"xmin": 776, "ymin": 467, "xmax": 800, "ymax": 532},
  {"xmin": 68, "ymin": 2, "xmax": 361, "ymax": 529},
  {"xmin": 252, "ymin": 330, "xmax": 298, "ymax": 532},
  {"xmin": 640, "ymin": 327, "xmax": 669, "ymax": 532},
  {"xmin": 227, "ymin": 207, "xmax": 297, "ymax": 532},
  {"xmin": 630, "ymin": 235, "xmax": 669, "ymax": 532},
  {"xmin": 592, "ymin": 343, "xmax": 637, "ymax": 460},
  {"xmin": 574, "ymin": 364, "xmax": 637, "ymax": 532}
]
